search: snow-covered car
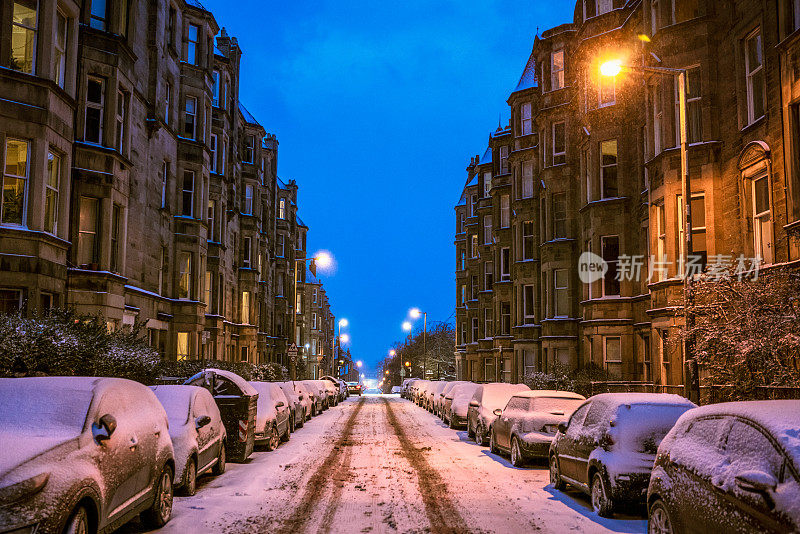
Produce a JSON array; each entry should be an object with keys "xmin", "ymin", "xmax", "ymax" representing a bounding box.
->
[
  {"xmin": 412, "ymin": 380, "xmax": 430, "ymax": 406},
  {"xmin": 275, "ymin": 381, "xmax": 306, "ymax": 430},
  {"xmin": 445, "ymin": 383, "xmax": 481, "ymax": 429},
  {"xmin": 249, "ymin": 382, "xmax": 292, "ymax": 450},
  {"xmin": 292, "ymin": 381, "xmax": 317, "ymax": 418},
  {"xmin": 647, "ymin": 400, "xmax": 800, "ymax": 533},
  {"xmin": 151, "ymin": 385, "xmax": 227, "ymax": 496},
  {"xmin": 391, "ymin": 386, "xmax": 403, "ymax": 394},
  {"xmin": 467, "ymin": 383, "xmax": 531, "ymax": 445},
  {"xmin": 320, "ymin": 378, "xmax": 340, "ymax": 406},
  {"xmin": 346, "ymin": 381, "xmax": 362, "ymax": 396},
  {"xmin": 438, "ymin": 381, "xmax": 468, "ymax": 418},
  {"xmin": 401, "ymin": 378, "xmax": 418, "ymax": 399},
  {"xmin": 303, "ymin": 380, "xmax": 330, "ymax": 410},
  {"xmin": 549, "ymin": 393, "xmax": 696, "ymax": 517},
  {"xmin": 430, "ymin": 381, "xmax": 449, "ymax": 415},
  {"xmin": 423, "ymin": 381, "xmax": 442, "ymax": 411},
  {"xmin": 490, "ymin": 390, "xmax": 586, "ymax": 466},
  {"xmin": 0, "ymin": 377, "xmax": 175, "ymax": 534},
  {"xmin": 321, "ymin": 376, "xmax": 347, "ymax": 402}
]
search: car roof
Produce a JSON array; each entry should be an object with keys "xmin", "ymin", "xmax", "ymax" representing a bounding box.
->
[
  {"xmin": 588, "ymin": 392, "xmax": 696, "ymax": 407},
  {"xmin": 513, "ymin": 390, "xmax": 586, "ymax": 400}
]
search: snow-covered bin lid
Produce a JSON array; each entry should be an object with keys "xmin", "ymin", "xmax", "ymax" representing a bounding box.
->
[{"xmin": 185, "ymin": 369, "xmax": 258, "ymax": 398}]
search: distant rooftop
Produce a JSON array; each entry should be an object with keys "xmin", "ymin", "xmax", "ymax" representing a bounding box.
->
[{"xmin": 513, "ymin": 51, "xmax": 537, "ymax": 93}]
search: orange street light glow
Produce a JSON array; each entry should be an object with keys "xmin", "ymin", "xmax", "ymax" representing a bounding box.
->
[{"xmin": 600, "ymin": 60, "xmax": 622, "ymax": 77}]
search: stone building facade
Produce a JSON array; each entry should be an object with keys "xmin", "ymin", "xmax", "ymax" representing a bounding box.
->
[
  {"xmin": 456, "ymin": 0, "xmax": 800, "ymax": 386},
  {"xmin": 0, "ymin": 0, "xmax": 336, "ymax": 374}
]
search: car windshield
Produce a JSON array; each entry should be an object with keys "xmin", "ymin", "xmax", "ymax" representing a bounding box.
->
[
  {"xmin": 530, "ymin": 397, "xmax": 585, "ymax": 415},
  {"xmin": 613, "ymin": 403, "xmax": 693, "ymax": 453},
  {"xmin": 0, "ymin": 382, "xmax": 94, "ymax": 435}
]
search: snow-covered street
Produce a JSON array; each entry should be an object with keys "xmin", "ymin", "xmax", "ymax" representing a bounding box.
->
[{"xmin": 121, "ymin": 394, "xmax": 646, "ymax": 533}]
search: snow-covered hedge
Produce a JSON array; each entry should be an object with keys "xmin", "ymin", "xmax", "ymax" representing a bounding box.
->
[{"xmin": 523, "ymin": 362, "xmax": 609, "ymax": 398}]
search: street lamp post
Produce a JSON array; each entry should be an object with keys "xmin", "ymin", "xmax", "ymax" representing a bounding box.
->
[
  {"xmin": 291, "ymin": 252, "xmax": 332, "ymax": 381},
  {"xmin": 601, "ymin": 60, "xmax": 698, "ymax": 402},
  {"xmin": 409, "ymin": 308, "xmax": 427, "ymax": 379},
  {"xmin": 334, "ymin": 318, "xmax": 348, "ymax": 378}
]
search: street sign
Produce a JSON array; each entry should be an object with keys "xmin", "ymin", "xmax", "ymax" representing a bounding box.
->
[{"xmin": 288, "ymin": 343, "xmax": 298, "ymax": 362}]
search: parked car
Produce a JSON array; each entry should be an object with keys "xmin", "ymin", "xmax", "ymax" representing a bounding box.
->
[
  {"xmin": 445, "ymin": 383, "xmax": 481, "ymax": 428},
  {"xmin": 438, "ymin": 381, "xmax": 468, "ymax": 418},
  {"xmin": 549, "ymin": 393, "xmax": 696, "ymax": 517},
  {"xmin": 300, "ymin": 380, "xmax": 326, "ymax": 415},
  {"xmin": 391, "ymin": 386, "xmax": 403, "ymax": 394},
  {"xmin": 249, "ymin": 382, "xmax": 292, "ymax": 450},
  {"xmin": 320, "ymin": 378, "xmax": 340, "ymax": 406},
  {"xmin": 424, "ymin": 381, "xmax": 442, "ymax": 411},
  {"xmin": 467, "ymin": 383, "xmax": 530, "ymax": 445},
  {"xmin": 292, "ymin": 381, "xmax": 317, "ymax": 418},
  {"xmin": 414, "ymin": 380, "xmax": 431, "ymax": 406},
  {"xmin": 347, "ymin": 381, "xmax": 362, "ymax": 396},
  {"xmin": 489, "ymin": 390, "xmax": 586, "ymax": 467},
  {"xmin": 647, "ymin": 400, "xmax": 800, "ymax": 533},
  {"xmin": 401, "ymin": 378, "xmax": 419, "ymax": 399},
  {"xmin": 276, "ymin": 381, "xmax": 306, "ymax": 430},
  {"xmin": 0, "ymin": 377, "xmax": 175, "ymax": 534},
  {"xmin": 321, "ymin": 376, "xmax": 347, "ymax": 402},
  {"xmin": 151, "ymin": 385, "xmax": 227, "ymax": 496}
]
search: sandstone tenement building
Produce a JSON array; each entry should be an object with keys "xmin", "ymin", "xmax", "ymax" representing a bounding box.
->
[
  {"xmin": 455, "ymin": 0, "xmax": 800, "ymax": 387},
  {"xmin": 0, "ymin": 0, "xmax": 337, "ymax": 375}
]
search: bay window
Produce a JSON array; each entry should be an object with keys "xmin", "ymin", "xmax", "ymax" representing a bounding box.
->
[
  {"xmin": 178, "ymin": 252, "xmax": 192, "ymax": 299},
  {"xmin": 182, "ymin": 171, "xmax": 194, "ymax": 217},
  {"xmin": 551, "ymin": 49, "xmax": 564, "ymax": 91},
  {"xmin": 601, "ymin": 235, "xmax": 620, "ymax": 296},
  {"xmin": 521, "ymin": 102, "xmax": 533, "ymax": 135},
  {"xmin": 600, "ymin": 139, "xmax": 618, "ymax": 198},
  {"xmin": 54, "ymin": 10, "xmax": 67, "ymax": 87},
  {"xmin": 500, "ymin": 194, "xmax": 510, "ymax": 228},
  {"xmin": 186, "ymin": 23, "xmax": 199, "ymax": 65},
  {"xmin": 89, "ymin": 0, "xmax": 107, "ymax": 30},
  {"xmin": 554, "ymin": 269, "xmax": 569, "ymax": 317},
  {"xmin": 552, "ymin": 121, "xmax": 566, "ymax": 165},
  {"xmin": 85, "ymin": 77, "xmax": 104, "ymax": 144},
  {"xmin": 184, "ymin": 97, "xmax": 197, "ymax": 139},
  {"xmin": 2, "ymin": 139, "xmax": 29, "ymax": 226},
  {"xmin": 77, "ymin": 196, "xmax": 98, "ymax": 266},
  {"xmin": 45, "ymin": 151, "xmax": 60, "ymax": 234},
  {"xmin": 521, "ymin": 160, "xmax": 534, "ymax": 198}
]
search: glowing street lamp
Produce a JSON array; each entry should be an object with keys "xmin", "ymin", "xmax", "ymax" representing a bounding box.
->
[
  {"xmin": 356, "ymin": 360, "xmax": 363, "ymax": 368},
  {"xmin": 385, "ymin": 370, "xmax": 390, "ymax": 375},
  {"xmin": 402, "ymin": 321, "xmax": 413, "ymax": 332},
  {"xmin": 599, "ymin": 59, "xmax": 622, "ymax": 77},
  {"xmin": 409, "ymin": 307, "xmax": 422, "ymax": 320},
  {"xmin": 389, "ymin": 349, "xmax": 396, "ymax": 357},
  {"xmin": 340, "ymin": 333, "xmax": 350, "ymax": 344},
  {"xmin": 339, "ymin": 318, "xmax": 349, "ymax": 328}
]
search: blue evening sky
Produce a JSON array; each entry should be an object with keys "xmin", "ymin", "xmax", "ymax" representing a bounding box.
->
[{"xmin": 200, "ymin": 0, "xmax": 575, "ymax": 377}]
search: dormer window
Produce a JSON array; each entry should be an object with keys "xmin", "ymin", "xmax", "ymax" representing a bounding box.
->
[{"xmin": 551, "ymin": 49, "xmax": 565, "ymax": 91}]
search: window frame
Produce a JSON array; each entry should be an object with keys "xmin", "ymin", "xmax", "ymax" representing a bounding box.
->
[
  {"xmin": 2, "ymin": 138, "xmax": 30, "ymax": 227},
  {"xmin": 186, "ymin": 23, "xmax": 200, "ymax": 65},
  {"xmin": 551, "ymin": 48, "xmax": 565, "ymax": 91},
  {"xmin": 54, "ymin": 9, "xmax": 68, "ymax": 87},
  {"xmin": 45, "ymin": 150, "xmax": 60, "ymax": 235},
  {"xmin": 84, "ymin": 76, "xmax": 104, "ymax": 144},
  {"xmin": 552, "ymin": 121, "xmax": 566, "ymax": 165},
  {"xmin": 600, "ymin": 139, "xmax": 618, "ymax": 199},
  {"xmin": 744, "ymin": 29, "xmax": 766, "ymax": 126},
  {"xmin": 181, "ymin": 170, "xmax": 194, "ymax": 217},
  {"xmin": 554, "ymin": 268, "xmax": 569, "ymax": 318}
]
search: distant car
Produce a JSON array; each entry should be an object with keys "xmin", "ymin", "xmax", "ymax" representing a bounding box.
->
[
  {"xmin": 321, "ymin": 376, "xmax": 347, "ymax": 402},
  {"xmin": 438, "ymin": 381, "xmax": 468, "ymax": 418},
  {"xmin": 489, "ymin": 390, "xmax": 586, "ymax": 467},
  {"xmin": 549, "ymin": 393, "xmax": 696, "ymax": 517},
  {"xmin": 0, "ymin": 377, "xmax": 175, "ymax": 534},
  {"xmin": 151, "ymin": 385, "xmax": 227, "ymax": 496},
  {"xmin": 347, "ymin": 382, "xmax": 362, "ymax": 395},
  {"xmin": 292, "ymin": 381, "xmax": 317, "ymax": 418},
  {"xmin": 276, "ymin": 381, "xmax": 306, "ymax": 430},
  {"xmin": 320, "ymin": 379, "xmax": 340, "ymax": 406},
  {"xmin": 301, "ymin": 380, "xmax": 327, "ymax": 414},
  {"xmin": 647, "ymin": 400, "xmax": 800, "ymax": 533},
  {"xmin": 249, "ymin": 382, "xmax": 292, "ymax": 450},
  {"xmin": 391, "ymin": 386, "xmax": 403, "ymax": 394},
  {"xmin": 467, "ymin": 383, "xmax": 530, "ymax": 445},
  {"xmin": 445, "ymin": 383, "xmax": 481, "ymax": 428}
]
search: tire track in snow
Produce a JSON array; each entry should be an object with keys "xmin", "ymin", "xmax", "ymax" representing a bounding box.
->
[
  {"xmin": 275, "ymin": 397, "xmax": 365, "ymax": 534},
  {"xmin": 383, "ymin": 397, "xmax": 470, "ymax": 534}
]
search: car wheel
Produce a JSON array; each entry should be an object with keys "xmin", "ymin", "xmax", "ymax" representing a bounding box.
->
[
  {"xmin": 280, "ymin": 422, "xmax": 290, "ymax": 443},
  {"xmin": 141, "ymin": 465, "xmax": 174, "ymax": 528},
  {"xmin": 266, "ymin": 424, "xmax": 280, "ymax": 451},
  {"xmin": 489, "ymin": 428, "xmax": 499, "ymax": 454},
  {"xmin": 648, "ymin": 499, "xmax": 676, "ymax": 534},
  {"xmin": 511, "ymin": 437, "xmax": 525, "ymax": 467},
  {"xmin": 549, "ymin": 455, "xmax": 566, "ymax": 490},
  {"xmin": 180, "ymin": 458, "xmax": 197, "ymax": 496},
  {"xmin": 63, "ymin": 505, "xmax": 90, "ymax": 534},
  {"xmin": 591, "ymin": 472, "xmax": 614, "ymax": 518},
  {"xmin": 475, "ymin": 424, "xmax": 485, "ymax": 445},
  {"xmin": 212, "ymin": 443, "xmax": 226, "ymax": 476}
]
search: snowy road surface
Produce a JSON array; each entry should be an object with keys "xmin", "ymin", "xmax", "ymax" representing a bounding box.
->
[{"xmin": 122, "ymin": 394, "xmax": 647, "ymax": 533}]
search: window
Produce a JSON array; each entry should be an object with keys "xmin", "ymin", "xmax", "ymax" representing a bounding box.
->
[
  {"xmin": 552, "ymin": 193, "xmax": 567, "ymax": 238},
  {"xmin": 583, "ymin": 147, "xmax": 592, "ymax": 202},
  {"xmin": 242, "ymin": 236, "xmax": 251, "ymax": 268},
  {"xmin": 244, "ymin": 135, "xmax": 255, "ymax": 163},
  {"xmin": 160, "ymin": 162, "xmax": 169, "ymax": 209},
  {"xmin": 552, "ymin": 121, "xmax": 566, "ymax": 165},
  {"xmin": 54, "ymin": 10, "xmax": 67, "ymax": 87},
  {"xmin": 278, "ymin": 198, "xmax": 286, "ymax": 219},
  {"xmin": 677, "ymin": 194, "xmax": 707, "ymax": 271},
  {"xmin": 521, "ymin": 160, "xmax": 534, "ymax": 198},
  {"xmin": 77, "ymin": 196, "xmax": 98, "ymax": 265},
  {"xmin": 554, "ymin": 269, "xmax": 569, "ymax": 317},
  {"xmin": 116, "ymin": 90, "xmax": 127, "ymax": 153},
  {"xmin": 85, "ymin": 77, "xmax": 104, "ymax": 144},
  {"xmin": 459, "ymin": 248, "xmax": 466, "ymax": 270},
  {"xmin": 523, "ymin": 349, "xmax": 536, "ymax": 376},
  {"xmin": 521, "ymin": 102, "xmax": 533, "ymax": 135},
  {"xmin": 178, "ymin": 252, "xmax": 192, "ymax": 299},
  {"xmin": 296, "ymin": 292, "xmax": 302, "ymax": 314},
  {"xmin": 523, "ymin": 285, "xmax": 535, "ymax": 323},
  {"xmin": 604, "ymin": 336, "xmax": 622, "ymax": 379},
  {"xmin": 186, "ymin": 24, "xmax": 199, "ymax": 65},
  {"xmin": 45, "ymin": 151, "xmax": 59, "ymax": 234},
  {"xmin": 499, "ymin": 146, "xmax": 509, "ymax": 174},
  {"xmin": 484, "ymin": 308, "xmax": 493, "ymax": 337},
  {"xmin": 10, "ymin": 1, "xmax": 38, "ymax": 74},
  {"xmin": 601, "ymin": 235, "xmax": 620, "ymax": 296},
  {"xmin": 277, "ymin": 234, "xmax": 285, "ymax": 257},
  {"xmin": 110, "ymin": 204, "xmax": 122, "ymax": 273},
  {"xmin": 164, "ymin": 82, "xmax": 171, "ymax": 124},
  {"xmin": 2, "ymin": 139, "xmax": 29, "ymax": 226},
  {"xmin": 788, "ymin": 0, "xmax": 800, "ymax": 35},
  {"xmin": 471, "ymin": 194, "xmax": 479, "ymax": 216},
  {"xmin": 500, "ymin": 194, "xmax": 510, "ymax": 228},
  {"xmin": 210, "ymin": 134, "xmax": 217, "ymax": 173},
  {"xmin": 600, "ymin": 140, "xmax": 618, "ymax": 198},
  {"xmin": 551, "ymin": 49, "xmax": 565, "ymax": 91},
  {"xmin": 650, "ymin": 81, "xmax": 663, "ymax": 154},
  {"xmin": 745, "ymin": 30, "xmax": 765, "ymax": 125},
  {"xmin": 458, "ymin": 212, "xmax": 465, "ymax": 233},
  {"xmin": 522, "ymin": 221, "xmax": 535, "ymax": 260},
  {"xmin": 460, "ymin": 284, "xmax": 467, "ymax": 306},
  {"xmin": 244, "ymin": 184, "xmax": 253, "ymax": 214},
  {"xmin": 220, "ymin": 136, "xmax": 227, "ymax": 175},
  {"xmin": 313, "ymin": 288, "xmax": 318, "ymax": 304},
  {"xmin": 276, "ymin": 272, "xmax": 284, "ymax": 296},
  {"xmin": 584, "ymin": 0, "xmax": 612, "ymax": 18},
  {"xmin": 182, "ymin": 171, "xmax": 194, "ymax": 217},
  {"xmin": 483, "ymin": 215, "xmax": 492, "ymax": 244},
  {"xmin": 540, "ymin": 197, "xmax": 547, "ymax": 242},
  {"xmin": 471, "ymin": 234, "xmax": 478, "ymax": 258},
  {"xmin": 177, "ymin": 332, "xmax": 189, "ymax": 360},
  {"xmin": 753, "ymin": 174, "xmax": 773, "ymax": 264},
  {"xmin": 484, "ymin": 261, "xmax": 494, "ymax": 289},
  {"xmin": 241, "ymin": 291, "xmax": 250, "ymax": 324},
  {"xmin": 312, "ymin": 312, "xmax": 318, "ymax": 329},
  {"xmin": 500, "ymin": 302, "xmax": 511, "ymax": 335},
  {"xmin": 656, "ymin": 203, "xmax": 667, "ymax": 281},
  {"xmin": 472, "ymin": 317, "xmax": 479, "ymax": 342},
  {"xmin": 205, "ymin": 270, "xmax": 212, "ymax": 308},
  {"xmin": 471, "ymin": 275, "xmax": 478, "ymax": 300},
  {"xmin": 500, "ymin": 248, "xmax": 510, "ymax": 281},
  {"xmin": 599, "ymin": 66, "xmax": 615, "ymax": 106},
  {"xmin": 676, "ymin": 67, "xmax": 703, "ymax": 144},
  {"xmin": 184, "ymin": 97, "xmax": 196, "ymax": 139},
  {"xmin": 483, "ymin": 172, "xmax": 492, "ymax": 198},
  {"xmin": 484, "ymin": 358, "xmax": 496, "ymax": 381},
  {"xmin": 212, "ymin": 70, "xmax": 220, "ymax": 107},
  {"xmin": 159, "ymin": 247, "xmax": 166, "ymax": 295}
]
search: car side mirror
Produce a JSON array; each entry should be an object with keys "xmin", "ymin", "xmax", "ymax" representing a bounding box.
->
[
  {"xmin": 493, "ymin": 408, "xmax": 502, "ymax": 417},
  {"xmin": 196, "ymin": 415, "xmax": 211, "ymax": 429},
  {"xmin": 276, "ymin": 401, "xmax": 285, "ymax": 408},
  {"xmin": 94, "ymin": 414, "xmax": 117, "ymax": 443},
  {"xmin": 557, "ymin": 422, "xmax": 568, "ymax": 434},
  {"xmin": 469, "ymin": 400, "xmax": 479, "ymax": 408},
  {"xmin": 735, "ymin": 470, "xmax": 777, "ymax": 495}
]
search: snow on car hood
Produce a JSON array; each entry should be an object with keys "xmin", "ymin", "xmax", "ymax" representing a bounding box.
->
[{"xmin": 0, "ymin": 430, "xmax": 77, "ymax": 480}]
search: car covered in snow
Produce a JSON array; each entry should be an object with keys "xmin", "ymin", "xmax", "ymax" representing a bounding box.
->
[
  {"xmin": 437, "ymin": 381, "xmax": 468, "ymax": 418},
  {"xmin": 275, "ymin": 381, "xmax": 307, "ymax": 430},
  {"xmin": 151, "ymin": 385, "xmax": 227, "ymax": 496},
  {"xmin": 430, "ymin": 382, "xmax": 449, "ymax": 413},
  {"xmin": 467, "ymin": 383, "xmax": 530, "ymax": 446},
  {"xmin": 489, "ymin": 390, "xmax": 586, "ymax": 466},
  {"xmin": 391, "ymin": 386, "xmax": 403, "ymax": 394},
  {"xmin": 320, "ymin": 378, "xmax": 341, "ymax": 406},
  {"xmin": 647, "ymin": 400, "xmax": 800, "ymax": 534},
  {"xmin": 302, "ymin": 380, "xmax": 329, "ymax": 412},
  {"xmin": 444, "ymin": 383, "xmax": 481, "ymax": 429},
  {"xmin": 292, "ymin": 381, "xmax": 317, "ymax": 418},
  {"xmin": 548, "ymin": 393, "xmax": 696, "ymax": 517},
  {"xmin": 0, "ymin": 377, "xmax": 175, "ymax": 534},
  {"xmin": 249, "ymin": 382, "xmax": 292, "ymax": 451},
  {"xmin": 321, "ymin": 376, "xmax": 347, "ymax": 402}
]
